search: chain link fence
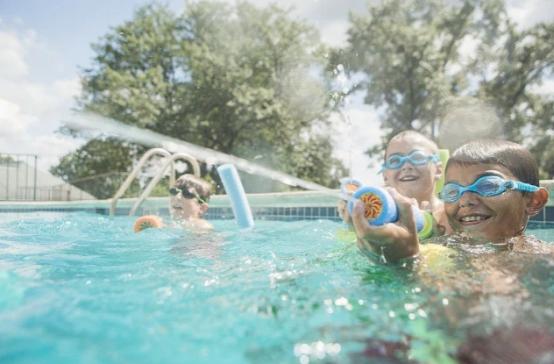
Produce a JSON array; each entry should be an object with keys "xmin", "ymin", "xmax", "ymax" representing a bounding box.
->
[
  {"xmin": 0, "ymin": 152, "xmax": 97, "ymax": 201},
  {"xmin": 0, "ymin": 153, "xmax": 38, "ymax": 200}
]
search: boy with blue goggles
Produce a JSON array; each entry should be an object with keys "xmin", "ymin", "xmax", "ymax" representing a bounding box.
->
[
  {"xmin": 439, "ymin": 175, "xmax": 539, "ymax": 203},
  {"xmin": 351, "ymin": 139, "xmax": 549, "ymax": 263},
  {"xmin": 380, "ymin": 150, "xmax": 440, "ymax": 173}
]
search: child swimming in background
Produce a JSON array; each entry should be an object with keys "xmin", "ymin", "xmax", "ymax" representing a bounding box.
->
[
  {"xmin": 352, "ymin": 139, "xmax": 550, "ymax": 262},
  {"xmin": 134, "ymin": 174, "xmax": 213, "ymax": 232},
  {"xmin": 169, "ymin": 174, "xmax": 213, "ymax": 230}
]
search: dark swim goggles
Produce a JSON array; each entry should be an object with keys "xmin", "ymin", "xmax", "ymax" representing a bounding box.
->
[
  {"xmin": 169, "ymin": 186, "xmax": 210, "ymax": 204},
  {"xmin": 380, "ymin": 150, "xmax": 439, "ymax": 172},
  {"xmin": 439, "ymin": 175, "xmax": 539, "ymax": 203}
]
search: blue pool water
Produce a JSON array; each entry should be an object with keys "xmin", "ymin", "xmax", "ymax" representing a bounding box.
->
[{"xmin": 1, "ymin": 212, "xmax": 554, "ymax": 364}]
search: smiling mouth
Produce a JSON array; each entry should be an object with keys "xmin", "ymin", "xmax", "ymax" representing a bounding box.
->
[
  {"xmin": 398, "ymin": 175, "xmax": 418, "ymax": 182},
  {"xmin": 459, "ymin": 215, "xmax": 490, "ymax": 225}
]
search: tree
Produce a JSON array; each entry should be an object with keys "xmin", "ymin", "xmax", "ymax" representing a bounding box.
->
[
  {"xmin": 477, "ymin": 22, "xmax": 554, "ymax": 178},
  {"xmin": 53, "ymin": 1, "xmax": 347, "ymax": 195},
  {"xmin": 50, "ymin": 138, "xmax": 142, "ymax": 199},
  {"xmin": 335, "ymin": 0, "xmax": 486, "ymax": 157},
  {"xmin": 336, "ymin": 0, "xmax": 554, "ymax": 178}
]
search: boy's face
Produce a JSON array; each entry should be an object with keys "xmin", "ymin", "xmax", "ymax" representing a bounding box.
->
[
  {"xmin": 444, "ymin": 163, "xmax": 529, "ymax": 242},
  {"xmin": 170, "ymin": 188, "xmax": 208, "ymax": 221},
  {"xmin": 383, "ymin": 137, "xmax": 440, "ymax": 202}
]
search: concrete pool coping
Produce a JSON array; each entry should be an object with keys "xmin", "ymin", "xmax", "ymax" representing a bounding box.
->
[{"xmin": 0, "ymin": 181, "xmax": 553, "ymax": 222}]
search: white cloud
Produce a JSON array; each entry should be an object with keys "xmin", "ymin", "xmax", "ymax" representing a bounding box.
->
[
  {"xmin": 0, "ymin": 31, "xmax": 28, "ymax": 78},
  {"xmin": 506, "ymin": 0, "xmax": 554, "ymax": 30},
  {"xmin": 0, "ymin": 29, "xmax": 83, "ymax": 172},
  {"xmin": 0, "ymin": 98, "xmax": 31, "ymax": 137}
]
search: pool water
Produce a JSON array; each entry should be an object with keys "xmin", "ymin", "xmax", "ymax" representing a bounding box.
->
[{"xmin": 1, "ymin": 212, "xmax": 554, "ymax": 364}]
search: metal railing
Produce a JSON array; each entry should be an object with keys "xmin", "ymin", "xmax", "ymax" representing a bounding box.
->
[
  {"xmin": 128, "ymin": 152, "xmax": 200, "ymax": 215},
  {"xmin": 110, "ymin": 148, "xmax": 200, "ymax": 215}
]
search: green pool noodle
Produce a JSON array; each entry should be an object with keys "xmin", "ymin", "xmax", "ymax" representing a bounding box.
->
[{"xmin": 435, "ymin": 149, "xmax": 450, "ymax": 194}]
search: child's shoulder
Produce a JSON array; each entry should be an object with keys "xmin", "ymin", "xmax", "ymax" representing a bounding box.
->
[
  {"xmin": 511, "ymin": 235, "xmax": 554, "ymax": 255},
  {"xmin": 179, "ymin": 218, "xmax": 213, "ymax": 231}
]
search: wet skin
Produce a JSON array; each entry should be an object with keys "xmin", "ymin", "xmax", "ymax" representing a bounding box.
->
[
  {"xmin": 170, "ymin": 194, "xmax": 208, "ymax": 222},
  {"xmin": 444, "ymin": 163, "xmax": 530, "ymax": 243},
  {"xmin": 383, "ymin": 137, "xmax": 441, "ymax": 208}
]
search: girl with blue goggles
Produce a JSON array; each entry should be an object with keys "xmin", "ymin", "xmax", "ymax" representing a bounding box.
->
[
  {"xmin": 439, "ymin": 175, "xmax": 539, "ymax": 203},
  {"xmin": 380, "ymin": 150, "xmax": 440, "ymax": 172}
]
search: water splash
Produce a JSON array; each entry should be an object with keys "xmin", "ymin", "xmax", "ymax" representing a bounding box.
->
[
  {"xmin": 438, "ymin": 97, "xmax": 503, "ymax": 150},
  {"xmin": 331, "ymin": 63, "xmax": 354, "ymax": 178},
  {"xmin": 63, "ymin": 112, "xmax": 332, "ymax": 192}
]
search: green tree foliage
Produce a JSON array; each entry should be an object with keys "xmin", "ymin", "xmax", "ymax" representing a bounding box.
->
[
  {"xmin": 477, "ymin": 22, "xmax": 554, "ymax": 178},
  {"xmin": 50, "ymin": 138, "xmax": 142, "ymax": 199},
  {"xmin": 337, "ymin": 0, "xmax": 553, "ymax": 178},
  {"xmin": 336, "ymin": 0, "xmax": 485, "ymax": 155},
  {"xmin": 53, "ymin": 1, "xmax": 347, "ymax": 196}
]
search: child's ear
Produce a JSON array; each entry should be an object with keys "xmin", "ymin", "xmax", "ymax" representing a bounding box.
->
[{"xmin": 526, "ymin": 188, "xmax": 549, "ymax": 216}]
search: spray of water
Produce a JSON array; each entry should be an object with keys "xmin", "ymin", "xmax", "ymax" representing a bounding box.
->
[
  {"xmin": 332, "ymin": 63, "xmax": 354, "ymax": 178},
  {"xmin": 438, "ymin": 97, "xmax": 504, "ymax": 151},
  {"xmin": 63, "ymin": 112, "xmax": 332, "ymax": 192}
]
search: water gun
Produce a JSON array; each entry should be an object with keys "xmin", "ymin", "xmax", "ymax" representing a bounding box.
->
[
  {"xmin": 347, "ymin": 185, "xmax": 435, "ymax": 240},
  {"xmin": 335, "ymin": 178, "xmax": 362, "ymax": 242},
  {"xmin": 339, "ymin": 178, "xmax": 363, "ymax": 200}
]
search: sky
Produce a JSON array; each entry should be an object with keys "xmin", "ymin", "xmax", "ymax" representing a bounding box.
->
[{"xmin": 0, "ymin": 0, "xmax": 553, "ymax": 188}]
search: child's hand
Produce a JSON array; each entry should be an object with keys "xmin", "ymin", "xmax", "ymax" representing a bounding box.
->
[
  {"xmin": 420, "ymin": 200, "xmax": 431, "ymax": 211},
  {"xmin": 337, "ymin": 200, "xmax": 352, "ymax": 225},
  {"xmin": 351, "ymin": 187, "xmax": 419, "ymax": 262}
]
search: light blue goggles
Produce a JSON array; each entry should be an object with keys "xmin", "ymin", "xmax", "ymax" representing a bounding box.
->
[
  {"xmin": 380, "ymin": 150, "xmax": 439, "ymax": 172},
  {"xmin": 439, "ymin": 175, "xmax": 539, "ymax": 203}
]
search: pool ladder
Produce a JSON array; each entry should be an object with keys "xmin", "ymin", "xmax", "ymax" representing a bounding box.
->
[{"xmin": 110, "ymin": 148, "xmax": 200, "ymax": 216}]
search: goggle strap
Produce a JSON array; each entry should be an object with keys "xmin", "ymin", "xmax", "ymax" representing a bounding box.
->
[{"xmin": 511, "ymin": 181, "xmax": 539, "ymax": 193}]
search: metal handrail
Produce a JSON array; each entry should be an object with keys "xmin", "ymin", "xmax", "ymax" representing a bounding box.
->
[
  {"xmin": 110, "ymin": 148, "xmax": 172, "ymax": 215},
  {"xmin": 128, "ymin": 152, "xmax": 200, "ymax": 216}
]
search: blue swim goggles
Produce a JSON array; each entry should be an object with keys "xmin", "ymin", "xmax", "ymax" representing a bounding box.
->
[
  {"xmin": 380, "ymin": 150, "xmax": 440, "ymax": 173},
  {"xmin": 439, "ymin": 175, "xmax": 539, "ymax": 203}
]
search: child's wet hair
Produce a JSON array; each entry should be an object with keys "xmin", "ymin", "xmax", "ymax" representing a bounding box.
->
[
  {"xmin": 174, "ymin": 174, "xmax": 213, "ymax": 197},
  {"xmin": 446, "ymin": 140, "xmax": 539, "ymax": 186},
  {"xmin": 385, "ymin": 130, "xmax": 438, "ymax": 159}
]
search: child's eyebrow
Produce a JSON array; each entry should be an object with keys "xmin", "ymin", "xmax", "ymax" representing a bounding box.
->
[
  {"xmin": 387, "ymin": 149, "xmax": 425, "ymax": 157},
  {"xmin": 445, "ymin": 171, "xmax": 506, "ymax": 185},
  {"xmin": 475, "ymin": 171, "xmax": 506, "ymax": 179}
]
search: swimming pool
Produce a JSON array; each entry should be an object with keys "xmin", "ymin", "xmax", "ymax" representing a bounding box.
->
[{"xmin": 1, "ymin": 212, "xmax": 554, "ymax": 363}]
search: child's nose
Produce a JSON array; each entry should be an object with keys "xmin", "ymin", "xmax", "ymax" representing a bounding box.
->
[
  {"xmin": 401, "ymin": 162, "xmax": 414, "ymax": 171},
  {"xmin": 458, "ymin": 190, "xmax": 479, "ymax": 207}
]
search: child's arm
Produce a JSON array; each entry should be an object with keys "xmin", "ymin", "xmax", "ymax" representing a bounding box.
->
[{"xmin": 351, "ymin": 188, "xmax": 420, "ymax": 262}]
